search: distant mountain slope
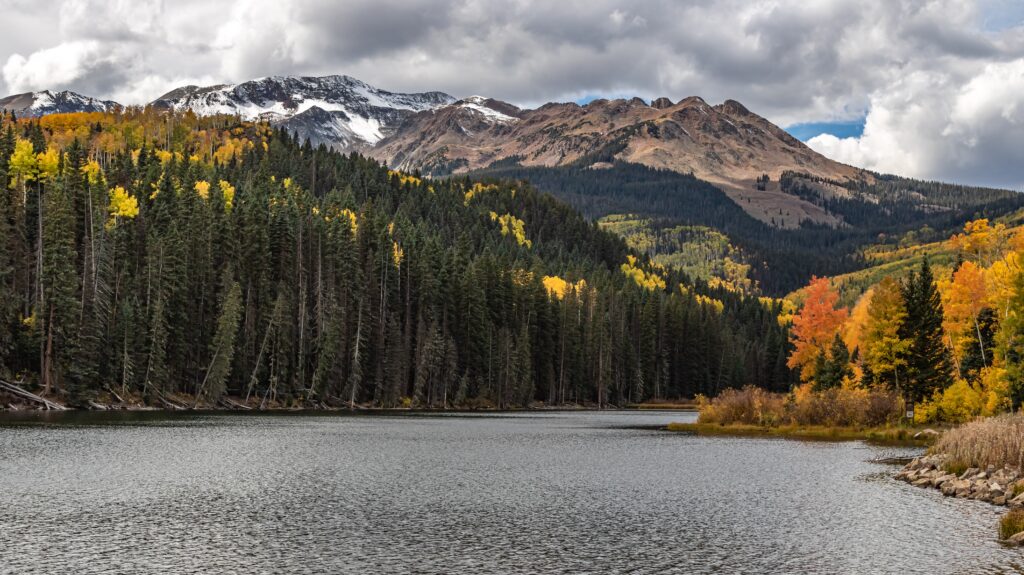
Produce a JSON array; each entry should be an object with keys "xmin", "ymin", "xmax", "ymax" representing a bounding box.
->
[
  {"xmin": 9, "ymin": 77, "xmax": 1011, "ymax": 232},
  {"xmin": 151, "ymin": 75, "xmax": 455, "ymax": 149},
  {"xmin": 801, "ymin": 208, "xmax": 1024, "ymax": 307},
  {"xmin": 0, "ymin": 90, "xmax": 120, "ymax": 117},
  {"xmin": 370, "ymin": 95, "xmax": 868, "ymax": 227},
  {"xmin": 471, "ymin": 162, "xmax": 1024, "ymax": 294}
]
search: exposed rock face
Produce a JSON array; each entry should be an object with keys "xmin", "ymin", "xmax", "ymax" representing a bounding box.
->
[
  {"xmin": 0, "ymin": 90, "xmax": 120, "ymax": 117},
  {"xmin": 372, "ymin": 94, "xmax": 863, "ymax": 183},
  {"xmin": 651, "ymin": 97, "xmax": 675, "ymax": 110},
  {"xmin": 370, "ymin": 94, "xmax": 866, "ymax": 227},
  {"xmin": 151, "ymin": 75, "xmax": 456, "ymax": 148}
]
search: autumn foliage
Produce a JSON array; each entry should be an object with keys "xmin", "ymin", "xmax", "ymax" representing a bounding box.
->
[
  {"xmin": 787, "ymin": 276, "xmax": 848, "ymax": 381},
  {"xmin": 786, "ymin": 217, "xmax": 1024, "ymax": 423}
]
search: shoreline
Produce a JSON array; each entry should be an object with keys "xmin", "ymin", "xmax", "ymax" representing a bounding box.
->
[
  {"xmin": 674, "ymin": 416, "xmax": 1024, "ymax": 545},
  {"xmin": 897, "ymin": 453, "xmax": 1024, "ymax": 545},
  {"xmin": 0, "ymin": 392, "xmax": 700, "ymax": 415},
  {"xmin": 665, "ymin": 421, "xmax": 939, "ymax": 446}
]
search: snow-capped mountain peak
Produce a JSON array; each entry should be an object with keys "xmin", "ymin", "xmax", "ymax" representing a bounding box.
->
[
  {"xmin": 0, "ymin": 90, "xmax": 120, "ymax": 117},
  {"xmin": 151, "ymin": 75, "xmax": 456, "ymax": 146}
]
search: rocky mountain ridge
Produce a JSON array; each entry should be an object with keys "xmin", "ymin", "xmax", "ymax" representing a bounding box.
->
[
  {"xmin": 0, "ymin": 75, "xmax": 877, "ymax": 226},
  {"xmin": 0, "ymin": 90, "xmax": 120, "ymax": 117}
]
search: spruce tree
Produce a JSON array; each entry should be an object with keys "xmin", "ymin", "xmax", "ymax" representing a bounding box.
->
[
  {"xmin": 900, "ymin": 259, "xmax": 952, "ymax": 404},
  {"xmin": 199, "ymin": 268, "xmax": 242, "ymax": 403},
  {"xmin": 40, "ymin": 162, "xmax": 81, "ymax": 397},
  {"xmin": 815, "ymin": 333, "xmax": 852, "ymax": 390}
]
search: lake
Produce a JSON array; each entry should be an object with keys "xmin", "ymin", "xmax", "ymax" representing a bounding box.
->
[{"xmin": 1, "ymin": 410, "xmax": 1022, "ymax": 574}]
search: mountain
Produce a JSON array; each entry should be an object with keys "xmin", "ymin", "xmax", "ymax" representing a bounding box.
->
[
  {"xmin": 0, "ymin": 79, "xmax": 875, "ymax": 228},
  {"xmin": 151, "ymin": 75, "xmax": 455, "ymax": 149},
  {"xmin": 370, "ymin": 95, "xmax": 867, "ymax": 227},
  {"xmin": 6, "ymin": 76, "xmax": 1021, "ymax": 293},
  {"xmin": 0, "ymin": 90, "xmax": 120, "ymax": 117}
]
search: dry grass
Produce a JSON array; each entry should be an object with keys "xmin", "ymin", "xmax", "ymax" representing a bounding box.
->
[
  {"xmin": 1013, "ymin": 482, "xmax": 1024, "ymax": 498},
  {"xmin": 696, "ymin": 386, "xmax": 787, "ymax": 426},
  {"xmin": 629, "ymin": 399, "xmax": 699, "ymax": 410},
  {"xmin": 666, "ymin": 421, "xmax": 933, "ymax": 445},
  {"xmin": 933, "ymin": 414, "xmax": 1024, "ymax": 471},
  {"xmin": 943, "ymin": 459, "xmax": 971, "ymax": 477},
  {"xmin": 1001, "ymin": 509, "xmax": 1024, "ymax": 540},
  {"xmin": 697, "ymin": 385, "xmax": 903, "ymax": 428}
]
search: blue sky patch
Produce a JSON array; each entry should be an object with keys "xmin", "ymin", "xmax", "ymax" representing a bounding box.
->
[{"xmin": 785, "ymin": 119, "xmax": 865, "ymax": 142}]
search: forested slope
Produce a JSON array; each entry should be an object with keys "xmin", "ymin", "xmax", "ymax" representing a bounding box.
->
[
  {"xmin": 473, "ymin": 162, "xmax": 1024, "ymax": 294},
  {"xmin": 0, "ymin": 110, "xmax": 796, "ymax": 409}
]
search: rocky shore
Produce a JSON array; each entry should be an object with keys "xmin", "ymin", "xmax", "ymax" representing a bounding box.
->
[{"xmin": 897, "ymin": 454, "xmax": 1024, "ymax": 545}]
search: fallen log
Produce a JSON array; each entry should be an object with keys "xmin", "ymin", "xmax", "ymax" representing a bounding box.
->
[
  {"xmin": 104, "ymin": 385, "xmax": 126, "ymax": 405},
  {"xmin": 0, "ymin": 379, "xmax": 68, "ymax": 411},
  {"xmin": 219, "ymin": 396, "xmax": 252, "ymax": 411},
  {"xmin": 149, "ymin": 387, "xmax": 186, "ymax": 410},
  {"xmin": 158, "ymin": 396, "xmax": 187, "ymax": 410}
]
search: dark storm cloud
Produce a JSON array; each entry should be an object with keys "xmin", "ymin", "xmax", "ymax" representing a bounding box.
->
[{"xmin": 296, "ymin": 0, "xmax": 462, "ymax": 62}]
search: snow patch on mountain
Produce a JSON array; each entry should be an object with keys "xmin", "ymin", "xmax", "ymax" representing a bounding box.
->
[
  {"xmin": 152, "ymin": 75, "xmax": 455, "ymax": 146},
  {"xmin": 0, "ymin": 90, "xmax": 119, "ymax": 117},
  {"xmin": 457, "ymin": 96, "xmax": 518, "ymax": 123}
]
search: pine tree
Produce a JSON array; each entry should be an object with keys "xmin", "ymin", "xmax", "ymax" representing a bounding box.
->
[
  {"xmin": 198, "ymin": 268, "xmax": 242, "ymax": 403},
  {"xmin": 900, "ymin": 259, "xmax": 953, "ymax": 404},
  {"xmin": 144, "ymin": 294, "xmax": 169, "ymax": 401},
  {"xmin": 815, "ymin": 333, "xmax": 852, "ymax": 390},
  {"xmin": 39, "ymin": 162, "xmax": 81, "ymax": 397}
]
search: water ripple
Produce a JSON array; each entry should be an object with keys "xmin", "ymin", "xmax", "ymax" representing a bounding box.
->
[{"xmin": 1, "ymin": 411, "xmax": 1022, "ymax": 574}]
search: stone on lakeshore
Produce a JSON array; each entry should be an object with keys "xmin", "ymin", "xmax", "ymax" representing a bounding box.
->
[
  {"xmin": 995, "ymin": 496, "xmax": 1008, "ymax": 506},
  {"xmin": 1004, "ymin": 531, "xmax": 1024, "ymax": 546},
  {"xmin": 913, "ymin": 477, "xmax": 933, "ymax": 487},
  {"xmin": 1010, "ymin": 493, "xmax": 1024, "ymax": 507},
  {"xmin": 994, "ymin": 468, "xmax": 1017, "ymax": 483},
  {"xmin": 941, "ymin": 481, "xmax": 960, "ymax": 496},
  {"xmin": 961, "ymin": 468, "xmax": 980, "ymax": 480}
]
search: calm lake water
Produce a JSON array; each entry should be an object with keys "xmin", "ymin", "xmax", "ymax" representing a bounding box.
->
[{"xmin": 1, "ymin": 410, "xmax": 1022, "ymax": 575}]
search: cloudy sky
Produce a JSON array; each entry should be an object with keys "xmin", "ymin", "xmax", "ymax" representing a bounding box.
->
[{"xmin": 1, "ymin": 0, "xmax": 1023, "ymax": 188}]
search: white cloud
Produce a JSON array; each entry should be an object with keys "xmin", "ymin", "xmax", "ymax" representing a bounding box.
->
[
  {"xmin": 2, "ymin": 40, "xmax": 132, "ymax": 95},
  {"xmin": 1, "ymin": 0, "xmax": 220, "ymax": 102},
  {"xmin": 1, "ymin": 0, "xmax": 1023, "ymax": 186},
  {"xmin": 808, "ymin": 60, "xmax": 1024, "ymax": 189},
  {"xmin": 213, "ymin": 0, "xmax": 309, "ymax": 81}
]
